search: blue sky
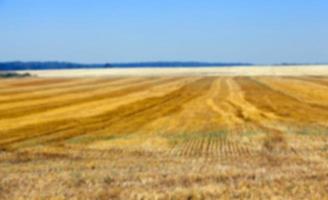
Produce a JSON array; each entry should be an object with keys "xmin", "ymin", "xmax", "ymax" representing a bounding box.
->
[{"xmin": 0, "ymin": 0, "xmax": 327, "ymax": 64}]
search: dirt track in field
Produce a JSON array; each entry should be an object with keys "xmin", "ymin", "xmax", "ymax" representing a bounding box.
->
[{"xmin": 0, "ymin": 76, "xmax": 328, "ymax": 199}]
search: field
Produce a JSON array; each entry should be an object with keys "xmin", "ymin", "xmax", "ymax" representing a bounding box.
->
[{"xmin": 0, "ymin": 72, "xmax": 328, "ymax": 199}]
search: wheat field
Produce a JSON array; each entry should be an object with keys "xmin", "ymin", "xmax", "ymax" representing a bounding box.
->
[{"xmin": 0, "ymin": 76, "xmax": 328, "ymax": 199}]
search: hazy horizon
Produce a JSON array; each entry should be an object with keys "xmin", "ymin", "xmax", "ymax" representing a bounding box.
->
[
  {"xmin": 1, "ymin": 0, "xmax": 328, "ymax": 64},
  {"xmin": 0, "ymin": 60, "xmax": 328, "ymax": 66}
]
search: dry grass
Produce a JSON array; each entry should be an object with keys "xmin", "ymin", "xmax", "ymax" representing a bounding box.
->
[{"xmin": 0, "ymin": 76, "xmax": 328, "ymax": 199}]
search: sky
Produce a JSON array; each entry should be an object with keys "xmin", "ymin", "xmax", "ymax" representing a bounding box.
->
[{"xmin": 0, "ymin": 0, "xmax": 327, "ymax": 64}]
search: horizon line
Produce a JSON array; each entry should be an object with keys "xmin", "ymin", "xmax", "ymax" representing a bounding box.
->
[{"xmin": 1, "ymin": 60, "xmax": 328, "ymax": 65}]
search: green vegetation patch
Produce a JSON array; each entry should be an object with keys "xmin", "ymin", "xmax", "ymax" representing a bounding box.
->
[
  {"xmin": 293, "ymin": 127, "xmax": 328, "ymax": 136},
  {"xmin": 164, "ymin": 131, "xmax": 227, "ymax": 144},
  {"xmin": 67, "ymin": 134, "xmax": 129, "ymax": 144},
  {"xmin": 0, "ymin": 72, "xmax": 31, "ymax": 78}
]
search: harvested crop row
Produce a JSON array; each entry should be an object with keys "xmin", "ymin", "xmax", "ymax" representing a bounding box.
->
[
  {"xmin": 0, "ymin": 77, "xmax": 131, "ymax": 104},
  {"xmin": 0, "ymin": 78, "xmax": 215, "ymax": 149},
  {"xmin": 0, "ymin": 78, "xmax": 94, "ymax": 95},
  {"xmin": 8, "ymin": 78, "xmax": 74, "ymax": 87},
  {"xmin": 0, "ymin": 77, "xmax": 179, "ymax": 119},
  {"xmin": 257, "ymin": 77, "xmax": 328, "ymax": 108},
  {"xmin": 235, "ymin": 77, "xmax": 328, "ymax": 126},
  {"xmin": 0, "ymin": 77, "xmax": 159, "ymax": 110},
  {"xmin": 289, "ymin": 76, "xmax": 328, "ymax": 87}
]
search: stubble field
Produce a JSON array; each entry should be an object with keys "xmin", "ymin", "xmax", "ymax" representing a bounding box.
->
[{"xmin": 0, "ymin": 75, "xmax": 328, "ymax": 199}]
